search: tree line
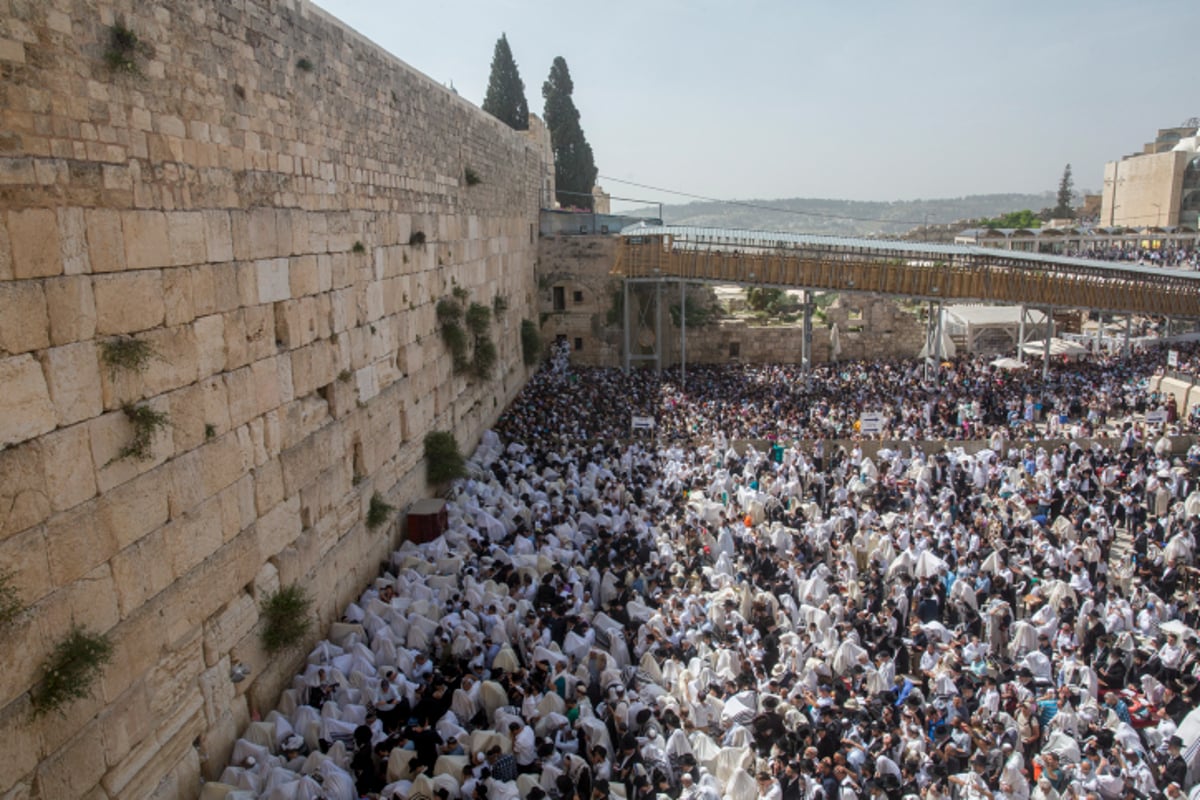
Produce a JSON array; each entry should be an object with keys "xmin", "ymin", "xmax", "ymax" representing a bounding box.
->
[{"xmin": 481, "ymin": 34, "xmax": 598, "ymax": 211}]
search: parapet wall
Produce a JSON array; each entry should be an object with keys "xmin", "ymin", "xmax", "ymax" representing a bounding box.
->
[{"xmin": 0, "ymin": 1, "xmax": 546, "ymax": 797}]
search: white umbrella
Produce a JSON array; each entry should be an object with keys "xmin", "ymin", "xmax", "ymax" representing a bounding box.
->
[{"xmin": 990, "ymin": 357, "xmax": 1027, "ymax": 370}]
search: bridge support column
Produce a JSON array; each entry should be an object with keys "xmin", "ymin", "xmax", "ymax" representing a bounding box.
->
[
  {"xmin": 1123, "ymin": 315, "xmax": 1132, "ymax": 358},
  {"xmin": 934, "ymin": 301, "xmax": 945, "ymax": 360},
  {"xmin": 680, "ymin": 279, "xmax": 686, "ymax": 388},
  {"xmin": 923, "ymin": 301, "xmax": 938, "ymax": 381},
  {"xmin": 1042, "ymin": 308, "xmax": 1054, "ymax": 381},
  {"xmin": 1017, "ymin": 305, "xmax": 1026, "ymax": 365},
  {"xmin": 1095, "ymin": 312, "xmax": 1103, "ymax": 354},
  {"xmin": 655, "ymin": 279, "xmax": 663, "ymax": 374},
  {"xmin": 622, "ymin": 280, "xmax": 631, "ymax": 374},
  {"xmin": 802, "ymin": 290, "xmax": 813, "ymax": 375}
]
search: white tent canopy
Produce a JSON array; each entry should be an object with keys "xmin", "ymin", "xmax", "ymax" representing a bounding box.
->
[{"xmin": 1020, "ymin": 338, "xmax": 1088, "ymax": 358}]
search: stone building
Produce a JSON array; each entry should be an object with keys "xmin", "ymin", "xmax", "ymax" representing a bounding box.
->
[
  {"xmin": 0, "ymin": 1, "xmax": 550, "ymax": 797},
  {"xmin": 1101, "ymin": 124, "xmax": 1200, "ymax": 228}
]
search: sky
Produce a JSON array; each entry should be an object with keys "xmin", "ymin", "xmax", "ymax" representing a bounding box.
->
[{"xmin": 314, "ymin": 0, "xmax": 1199, "ymax": 211}]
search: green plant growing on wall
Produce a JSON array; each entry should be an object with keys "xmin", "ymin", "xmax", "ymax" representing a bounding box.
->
[
  {"xmin": 100, "ymin": 336, "xmax": 156, "ymax": 376},
  {"xmin": 437, "ymin": 298, "xmax": 469, "ymax": 371},
  {"xmin": 472, "ymin": 338, "xmax": 497, "ymax": 379},
  {"xmin": 103, "ymin": 21, "xmax": 142, "ymax": 74},
  {"xmin": 0, "ymin": 568, "xmax": 21, "ymax": 628},
  {"xmin": 296, "ymin": 57, "xmax": 314, "ymax": 72},
  {"xmin": 116, "ymin": 403, "xmax": 169, "ymax": 462},
  {"xmin": 451, "ymin": 286, "xmax": 469, "ymax": 303},
  {"xmin": 204, "ymin": 423, "xmax": 217, "ymax": 441},
  {"xmin": 465, "ymin": 302, "xmax": 491, "ymax": 337},
  {"xmin": 409, "ymin": 231, "xmax": 426, "ymax": 246},
  {"xmin": 366, "ymin": 492, "xmax": 394, "ymax": 531},
  {"xmin": 260, "ymin": 584, "xmax": 312, "ymax": 653},
  {"xmin": 424, "ymin": 431, "xmax": 466, "ymax": 486},
  {"xmin": 352, "ymin": 241, "xmax": 366, "ymax": 254},
  {"xmin": 521, "ymin": 319, "xmax": 543, "ymax": 365},
  {"xmin": 492, "ymin": 294, "xmax": 509, "ymax": 316},
  {"xmin": 31, "ymin": 626, "xmax": 113, "ymax": 717},
  {"xmin": 338, "ymin": 368, "xmax": 353, "ymax": 383},
  {"xmin": 464, "ymin": 167, "xmax": 482, "ymax": 186}
]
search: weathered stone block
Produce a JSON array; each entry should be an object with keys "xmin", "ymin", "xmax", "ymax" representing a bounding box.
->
[
  {"xmin": 109, "ymin": 526, "xmax": 172, "ymax": 618},
  {"xmin": 7, "ymin": 208, "xmax": 61, "ymax": 278},
  {"xmin": 162, "ymin": 268, "xmax": 195, "ymax": 326},
  {"xmin": 58, "ymin": 207, "xmax": 90, "ymax": 275},
  {"xmin": 0, "ymin": 524, "xmax": 50, "ymax": 614},
  {"xmin": 0, "ymin": 280, "xmax": 50, "ymax": 354},
  {"xmin": 35, "ymin": 720, "xmax": 109, "ymax": 800},
  {"xmin": 0, "ymin": 354, "xmax": 56, "ymax": 447},
  {"xmin": 46, "ymin": 497, "xmax": 117, "ymax": 586},
  {"xmin": 122, "ymin": 210, "xmax": 171, "ymax": 271},
  {"xmin": 167, "ymin": 210, "xmax": 207, "ymax": 266},
  {"xmin": 255, "ymin": 258, "xmax": 290, "ymax": 303},
  {"xmin": 193, "ymin": 313, "xmax": 226, "ymax": 378},
  {"xmin": 44, "ymin": 275, "xmax": 97, "ymax": 345},
  {"xmin": 40, "ymin": 423, "xmax": 97, "ymax": 512},
  {"xmin": 202, "ymin": 593, "xmax": 257, "ymax": 668},
  {"xmin": 93, "ymin": 271, "xmax": 165, "ymax": 335},
  {"xmin": 40, "ymin": 341, "xmax": 103, "ymax": 426},
  {"xmin": 84, "ymin": 208, "xmax": 126, "ymax": 273},
  {"xmin": 203, "ymin": 210, "xmax": 233, "ymax": 262},
  {"xmin": 89, "ymin": 400, "xmax": 173, "ymax": 494}
]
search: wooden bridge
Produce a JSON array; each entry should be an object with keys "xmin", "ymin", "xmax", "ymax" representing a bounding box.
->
[{"xmin": 613, "ymin": 226, "xmax": 1200, "ymax": 317}]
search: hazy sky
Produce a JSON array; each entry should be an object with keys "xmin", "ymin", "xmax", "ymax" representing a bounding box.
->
[{"xmin": 314, "ymin": 0, "xmax": 1198, "ymax": 210}]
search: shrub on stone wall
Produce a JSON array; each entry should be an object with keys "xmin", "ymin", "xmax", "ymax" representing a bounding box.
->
[
  {"xmin": 366, "ymin": 492, "xmax": 394, "ymax": 531},
  {"xmin": 521, "ymin": 319, "xmax": 543, "ymax": 365},
  {"xmin": 0, "ymin": 568, "xmax": 21, "ymax": 628},
  {"xmin": 424, "ymin": 431, "xmax": 466, "ymax": 487},
  {"xmin": 31, "ymin": 626, "xmax": 113, "ymax": 717},
  {"xmin": 116, "ymin": 403, "xmax": 170, "ymax": 462},
  {"xmin": 260, "ymin": 585, "xmax": 313, "ymax": 653},
  {"xmin": 100, "ymin": 335, "xmax": 156, "ymax": 376}
]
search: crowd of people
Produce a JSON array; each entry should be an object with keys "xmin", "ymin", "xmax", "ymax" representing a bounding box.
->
[
  {"xmin": 213, "ymin": 348, "xmax": 1200, "ymax": 800},
  {"xmin": 1068, "ymin": 246, "xmax": 1199, "ymax": 271}
]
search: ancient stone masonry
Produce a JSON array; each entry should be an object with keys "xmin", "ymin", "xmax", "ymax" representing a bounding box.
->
[{"xmin": 0, "ymin": 1, "xmax": 549, "ymax": 797}]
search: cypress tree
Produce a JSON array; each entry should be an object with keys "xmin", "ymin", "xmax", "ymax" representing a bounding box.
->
[
  {"xmin": 481, "ymin": 34, "xmax": 529, "ymax": 131},
  {"xmin": 542, "ymin": 56, "xmax": 598, "ymax": 210},
  {"xmin": 1053, "ymin": 164, "xmax": 1075, "ymax": 218}
]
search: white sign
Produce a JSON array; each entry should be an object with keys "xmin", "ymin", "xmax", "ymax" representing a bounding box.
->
[
  {"xmin": 631, "ymin": 415, "xmax": 656, "ymax": 431},
  {"xmin": 1168, "ymin": 350, "xmax": 1179, "ymax": 368},
  {"xmin": 1145, "ymin": 410, "xmax": 1169, "ymax": 424},
  {"xmin": 859, "ymin": 412, "xmax": 886, "ymax": 434}
]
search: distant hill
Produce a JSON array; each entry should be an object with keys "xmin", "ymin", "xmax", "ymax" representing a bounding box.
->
[{"xmin": 621, "ymin": 192, "xmax": 1057, "ymax": 238}]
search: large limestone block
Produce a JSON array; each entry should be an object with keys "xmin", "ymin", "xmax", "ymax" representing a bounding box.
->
[
  {"xmin": 0, "ymin": 439, "xmax": 50, "ymax": 540},
  {"xmin": 0, "ymin": 279, "xmax": 50, "ymax": 354},
  {"xmin": 44, "ymin": 275, "xmax": 97, "ymax": 345},
  {"xmin": 122, "ymin": 209, "xmax": 171, "ymax": 270},
  {"xmin": 7, "ymin": 208, "xmax": 61, "ymax": 278},
  {"xmin": 89, "ymin": 400, "xmax": 173, "ymax": 494},
  {"xmin": 255, "ymin": 257, "xmax": 290, "ymax": 303},
  {"xmin": 162, "ymin": 267, "xmax": 195, "ymax": 326},
  {"xmin": 35, "ymin": 719, "xmax": 109, "ymax": 800},
  {"xmin": 93, "ymin": 271, "xmax": 165, "ymax": 335},
  {"xmin": 202, "ymin": 593, "xmax": 257, "ymax": 668},
  {"xmin": 166, "ymin": 497, "xmax": 224, "ymax": 580},
  {"xmin": 0, "ymin": 524, "xmax": 50, "ymax": 615},
  {"xmin": 203, "ymin": 210, "xmax": 233, "ymax": 263},
  {"xmin": 193, "ymin": 313, "xmax": 227, "ymax": 378},
  {"xmin": 46, "ymin": 498, "xmax": 117, "ymax": 586},
  {"xmin": 167, "ymin": 210, "xmax": 207, "ymax": 266},
  {"xmin": 40, "ymin": 423, "xmax": 97, "ymax": 512},
  {"xmin": 85, "ymin": 208, "xmax": 127, "ymax": 273},
  {"xmin": 110, "ymin": 526, "xmax": 173, "ymax": 618},
  {"xmin": 96, "ymin": 682, "xmax": 155, "ymax": 779},
  {"xmin": 58, "ymin": 207, "xmax": 90, "ymax": 275},
  {"xmin": 39, "ymin": 561, "xmax": 120, "ymax": 641},
  {"xmin": 40, "ymin": 341, "xmax": 103, "ymax": 426},
  {"xmin": 0, "ymin": 354, "xmax": 56, "ymax": 447},
  {"xmin": 100, "ymin": 466, "xmax": 169, "ymax": 551},
  {"xmin": 233, "ymin": 208, "xmax": 279, "ymax": 261}
]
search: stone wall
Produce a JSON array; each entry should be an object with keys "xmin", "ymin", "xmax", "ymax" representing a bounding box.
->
[{"xmin": 0, "ymin": 1, "xmax": 548, "ymax": 797}]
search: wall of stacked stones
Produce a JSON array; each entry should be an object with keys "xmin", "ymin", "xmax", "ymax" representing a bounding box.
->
[{"xmin": 0, "ymin": 1, "xmax": 546, "ymax": 797}]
